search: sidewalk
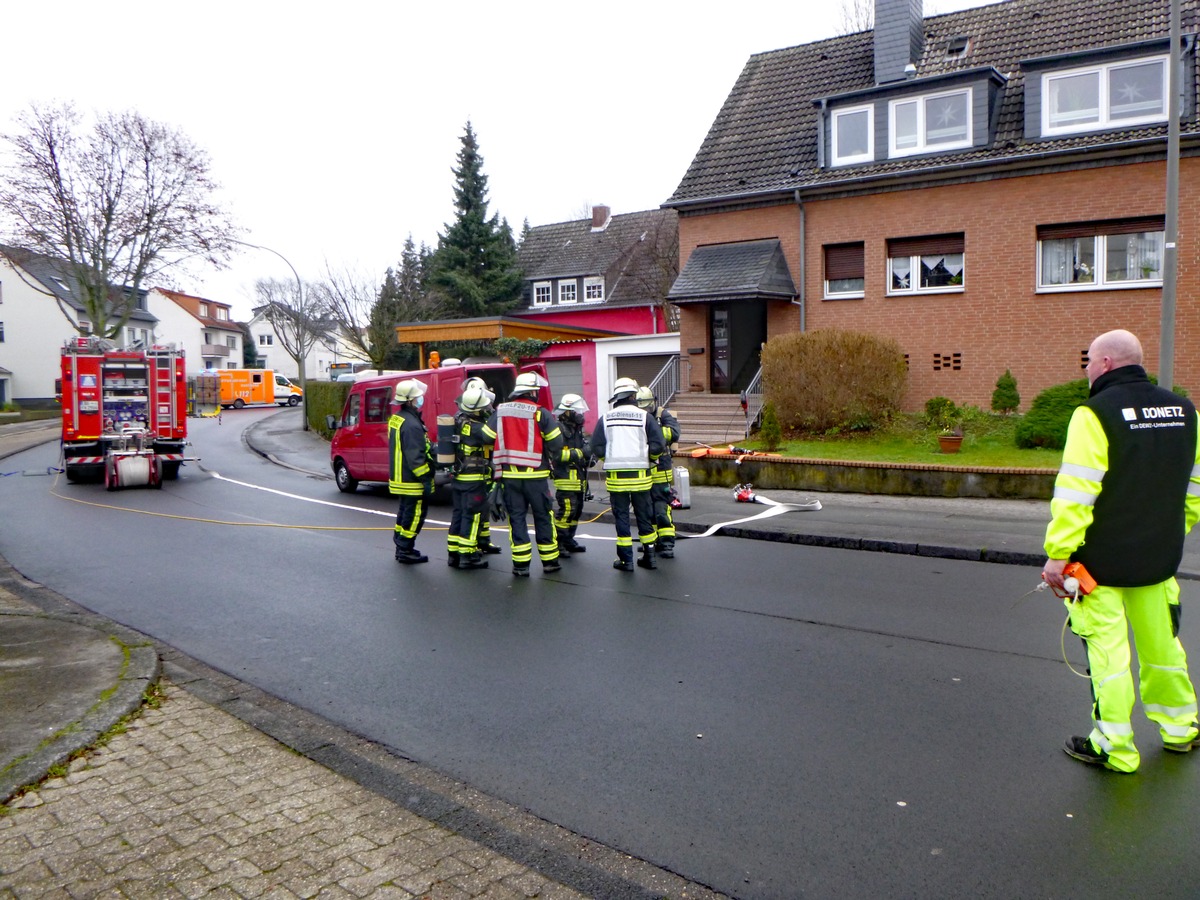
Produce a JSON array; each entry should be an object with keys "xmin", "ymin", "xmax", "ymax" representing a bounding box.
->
[{"xmin": 0, "ymin": 412, "xmax": 1185, "ymax": 897}]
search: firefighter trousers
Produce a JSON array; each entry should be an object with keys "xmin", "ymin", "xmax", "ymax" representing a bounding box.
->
[
  {"xmin": 502, "ymin": 477, "xmax": 559, "ymax": 567},
  {"xmin": 609, "ymin": 488, "xmax": 657, "ymax": 563},
  {"xmin": 1067, "ymin": 578, "xmax": 1199, "ymax": 772},
  {"xmin": 554, "ymin": 489, "xmax": 585, "ymax": 544},
  {"xmin": 394, "ymin": 493, "xmax": 429, "ymax": 553},
  {"xmin": 650, "ymin": 481, "xmax": 675, "ymax": 549},
  {"xmin": 448, "ymin": 480, "xmax": 489, "ymax": 555}
]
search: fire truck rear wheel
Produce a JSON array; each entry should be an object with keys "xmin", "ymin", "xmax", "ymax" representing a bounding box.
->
[{"xmin": 162, "ymin": 461, "xmax": 181, "ymax": 480}]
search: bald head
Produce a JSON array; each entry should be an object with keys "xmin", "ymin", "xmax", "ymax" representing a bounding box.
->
[{"xmin": 1086, "ymin": 329, "xmax": 1143, "ymax": 385}]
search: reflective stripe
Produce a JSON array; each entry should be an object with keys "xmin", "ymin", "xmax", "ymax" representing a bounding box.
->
[
  {"xmin": 1095, "ymin": 668, "xmax": 1131, "ymax": 690},
  {"xmin": 1192, "ymin": 463, "xmax": 1200, "ymax": 478},
  {"xmin": 494, "ymin": 403, "xmax": 543, "ymax": 469},
  {"xmin": 1144, "ymin": 702, "xmax": 1199, "ymax": 718},
  {"xmin": 1189, "ymin": 482, "xmax": 1200, "ymax": 497},
  {"xmin": 1095, "ymin": 718, "xmax": 1134, "ymax": 737},
  {"xmin": 1060, "ymin": 461, "xmax": 1106, "ymax": 481},
  {"xmin": 1161, "ymin": 722, "xmax": 1199, "ymax": 738},
  {"xmin": 1144, "ymin": 662, "xmax": 1189, "ymax": 675},
  {"xmin": 1054, "ymin": 486, "xmax": 1098, "ymax": 506}
]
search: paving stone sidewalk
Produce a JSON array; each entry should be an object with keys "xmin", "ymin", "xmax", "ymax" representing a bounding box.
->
[{"xmin": 0, "ymin": 681, "xmax": 587, "ymax": 900}]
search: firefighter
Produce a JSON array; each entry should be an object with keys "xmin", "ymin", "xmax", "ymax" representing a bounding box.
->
[
  {"xmin": 1043, "ymin": 329, "xmax": 1200, "ymax": 773},
  {"xmin": 447, "ymin": 381, "xmax": 497, "ymax": 570},
  {"xmin": 459, "ymin": 377, "xmax": 504, "ymax": 557},
  {"xmin": 490, "ymin": 371, "xmax": 564, "ymax": 576},
  {"xmin": 636, "ymin": 385, "xmax": 681, "ymax": 558},
  {"xmin": 590, "ymin": 377, "xmax": 664, "ymax": 572},
  {"xmin": 389, "ymin": 379, "xmax": 434, "ymax": 564},
  {"xmin": 551, "ymin": 393, "xmax": 590, "ymax": 557}
]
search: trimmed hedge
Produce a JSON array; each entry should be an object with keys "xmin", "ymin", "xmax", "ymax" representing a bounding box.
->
[
  {"xmin": 305, "ymin": 380, "xmax": 352, "ymax": 438},
  {"xmin": 1014, "ymin": 379, "xmax": 1089, "ymax": 449}
]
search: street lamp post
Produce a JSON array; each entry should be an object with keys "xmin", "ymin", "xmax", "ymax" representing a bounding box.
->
[{"xmin": 234, "ymin": 239, "xmax": 310, "ymax": 431}]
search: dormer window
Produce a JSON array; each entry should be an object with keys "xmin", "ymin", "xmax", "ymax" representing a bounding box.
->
[
  {"xmin": 584, "ymin": 276, "xmax": 605, "ymax": 302},
  {"xmin": 1042, "ymin": 55, "xmax": 1167, "ymax": 135},
  {"xmin": 832, "ymin": 105, "xmax": 874, "ymax": 166},
  {"xmin": 945, "ymin": 36, "xmax": 971, "ymax": 60},
  {"xmin": 558, "ymin": 281, "xmax": 577, "ymax": 304},
  {"xmin": 533, "ymin": 282, "xmax": 551, "ymax": 306},
  {"xmin": 889, "ymin": 88, "xmax": 972, "ymax": 157}
]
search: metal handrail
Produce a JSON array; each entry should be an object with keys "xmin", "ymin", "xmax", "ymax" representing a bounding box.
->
[
  {"xmin": 646, "ymin": 355, "xmax": 680, "ymax": 408},
  {"xmin": 742, "ymin": 366, "xmax": 765, "ymax": 438}
]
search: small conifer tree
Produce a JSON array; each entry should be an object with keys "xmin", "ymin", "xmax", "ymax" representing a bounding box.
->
[
  {"xmin": 759, "ymin": 403, "xmax": 783, "ymax": 451},
  {"xmin": 991, "ymin": 369, "xmax": 1020, "ymax": 414}
]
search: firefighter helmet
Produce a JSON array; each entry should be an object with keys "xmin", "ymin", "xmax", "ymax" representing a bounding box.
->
[
  {"xmin": 393, "ymin": 379, "xmax": 427, "ymax": 404},
  {"xmin": 609, "ymin": 377, "xmax": 639, "ymax": 404},
  {"xmin": 458, "ymin": 383, "xmax": 495, "ymax": 413},
  {"xmin": 510, "ymin": 371, "xmax": 548, "ymax": 398},
  {"xmin": 554, "ymin": 393, "xmax": 589, "ymax": 415},
  {"xmin": 635, "ymin": 386, "xmax": 657, "ymax": 411}
]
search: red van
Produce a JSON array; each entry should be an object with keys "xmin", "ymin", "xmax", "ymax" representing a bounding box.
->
[{"xmin": 326, "ymin": 361, "xmax": 552, "ymax": 493}]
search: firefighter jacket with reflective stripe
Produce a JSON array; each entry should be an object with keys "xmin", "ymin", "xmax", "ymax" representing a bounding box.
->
[
  {"xmin": 591, "ymin": 401, "xmax": 665, "ymax": 492},
  {"xmin": 551, "ymin": 420, "xmax": 588, "ymax": 491},
  {"xmin": 652, "ymin": 406, "xmax": 681, "ymax": 484},
  {"xmin": 453, "ymin": 413, "xmax": 496, "ymax": 482},
  {"xmin": 388, "ymin": 408, "xmax": 433, "ymax": 496},
  {"xmin": 490, "ymin": 400, "xmax": 562, "ymax": 479},
  {"xmin": 1045, "ymin": 365, "xmax": 1200, "ymax": 586}
]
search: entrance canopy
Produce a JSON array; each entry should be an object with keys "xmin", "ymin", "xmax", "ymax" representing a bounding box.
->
[
  {"xmin": 667, "ymin": 239, "xmax": 797, "ymax": 305},
  {"xmin": 394, "ymin": 316, "xmax": 621, "ymax": 368}
]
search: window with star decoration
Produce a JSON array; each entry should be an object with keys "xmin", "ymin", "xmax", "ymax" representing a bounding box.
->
[
  {"xmin": 1042, "ymin": 56, "xmax": 1167, "ymax": 136},
  {"xmin": 888, "ymin": 88, "xmax": 972, "ymax": 157}
]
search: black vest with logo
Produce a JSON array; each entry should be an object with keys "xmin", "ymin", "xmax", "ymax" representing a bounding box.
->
[{"xmin": 1075, "ymin": 366, "xmax": 1197, "ymax": 587}]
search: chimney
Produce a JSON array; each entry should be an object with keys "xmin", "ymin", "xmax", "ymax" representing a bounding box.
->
[
  {"xmin": 874, "ymin": 0, "xmax": 923, "ymax": 85},
  {"xmin": 591, "ymin": 205, "xmax": 612, "ymax": 231}
]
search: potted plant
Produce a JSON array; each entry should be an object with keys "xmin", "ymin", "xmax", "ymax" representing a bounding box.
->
[{"xmin": 925, "ymin": 396, "xmax": 963, "ymax": 453}]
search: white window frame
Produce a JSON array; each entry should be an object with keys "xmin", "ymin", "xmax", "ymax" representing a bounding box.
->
[
  {"xmin": 888, "ymin": 88, "xmax": 973, "ymax": 157},
  {"xmin": 258, "ymin": 333, "xmax": 273, "ymax": 346},
  {"xmin": 831, "ymin": 104, "xmax": 874, "ymax": 166},
  {"xmin": 198, "ymin": 303, "xmax": 209, "ymax": 317},
  {"xmin": 216, "ymin": 307, "xmax": 229, "ymax": 321},
  {"xmin": 823, "ymin": 243, "xmax": 866, "ymax": 299},
  {"xmin": 887, "ymin": 247, "xmax": 965, "ymax": 295},
  {"xmin": 1036, "ymin": 230, "xmax": 1164, "ymax": 292},
  {"xmin": 532, "ymin": 281, "xmax": 552, "ymax": 307},
  {"xmin": 1042, "ymin": 55, "xmax": 1168, "ymax": 136},
  {"xmin": 558, "ymin": 280, "xmax": 578, "ymax": 305},
  {"xmin": 584, "ymin": 276, "xmax": 605, "ymax": 302}
]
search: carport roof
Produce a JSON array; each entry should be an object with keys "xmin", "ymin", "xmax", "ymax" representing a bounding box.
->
[{"xmin": 395, "ymin": 316, "xmax": 621, "ymax": 344}]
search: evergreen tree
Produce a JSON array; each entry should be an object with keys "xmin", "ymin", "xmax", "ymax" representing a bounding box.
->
[{"xmin": 427, "ymin": 122, "xmax": 523, "ymax": 317}]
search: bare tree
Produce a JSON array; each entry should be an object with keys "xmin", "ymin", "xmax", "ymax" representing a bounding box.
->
[
  {"xmin": 254, "ymin": 277, "xmax": 330, "ymax": 431},
  {"xmin": 0, "ymin": 102, "xmax": 238, "ymax": 338},
  {"xmin": 625, "ymin": 212, "xmax": 682, "ymax": 333},
  {"xmin": 836, "ymin": 0, "xmax": 873, "ymax": 34},
  {"xmin": 316, "ymin": 264, "xmax": 387, "ymax": 371}
]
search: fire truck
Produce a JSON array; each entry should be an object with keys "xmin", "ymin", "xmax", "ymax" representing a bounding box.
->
[{"xmin": 59, "ymin": 337, "xmax": 190, "ymax": 489}]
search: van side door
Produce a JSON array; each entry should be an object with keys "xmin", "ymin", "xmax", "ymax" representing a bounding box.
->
[{"xmin": 361, "ymin": 385, "xmax": 395, "ymax": 482}]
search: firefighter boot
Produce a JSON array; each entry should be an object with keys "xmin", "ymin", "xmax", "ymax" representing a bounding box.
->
[
  {"xmin": 447, "ymin": 551, "xmax": 460, "ymax": 569},
  {"xmin": 479, "ymin": 540, "xmax": 503, "ymax": 555},
  {"xmin": 613, "ymin": 546, "xmax": 634, "ymax": 572},
  {"xmin": 459, "ymin": 551, "xmax": 488, "ymax": 570},
  {"xmin": 396, "ymin": 548, "xmax": 428, "ymax": 565},
  {"xmin": 564, "ymin": 526, "xmax": 587, "ymax": 553},
  {"xmin": 656, "ymin": 539, "xmax": 674, "ymax": 559},
  {"xmin": 637, "ymin": 544, "xmax": 657, "ymax": 570}
]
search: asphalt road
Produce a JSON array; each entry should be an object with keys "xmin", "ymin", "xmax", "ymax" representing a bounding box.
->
[{"xmin": 4, "ymin": 410, "xmax": 1200, "ymax": 898}]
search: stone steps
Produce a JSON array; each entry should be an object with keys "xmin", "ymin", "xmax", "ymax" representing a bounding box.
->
[{"xmin": 667, "ymin": 393, "xmax": 753, "ymax": 446}]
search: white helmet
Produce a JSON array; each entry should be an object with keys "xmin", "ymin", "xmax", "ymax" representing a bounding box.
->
[
  {"xmin": 458, "ymin": 382, "xmax": 495, "ymax": 413},
  {"xmin": 609, "ymin": 377, "xmax": 639, "ymax": 404},
  {"xmin": 635, "ymin": 386, "xmax": 657, "ymax": 411},
  {"xmin": 393, "ymin": 379, "xmax": 427, "ymax": 404},
  {"xmin": 554, "ymin": 393, "xmax": 589, "ymax": 415},
  {"xmin": 511, "ymin": 371, "xmax": 549, "ymax": 398}
]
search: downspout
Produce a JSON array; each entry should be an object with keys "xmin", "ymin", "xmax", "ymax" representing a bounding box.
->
[{"xmin": 794, "ymin": 189, "xmax": 806, "ymax": 332}]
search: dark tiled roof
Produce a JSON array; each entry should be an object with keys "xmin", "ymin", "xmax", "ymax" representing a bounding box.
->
[
  {"xmin": 517, "ymin": 208, "xmax": 678, "ymax": 308},
  {"xmin": 0, "ymin": 245, "xmax": 156, "ymax": 325},
  {"xmin": 667, "ymin": 239, "xmax": 797, "ymax": 303},
  {"xmin": 667, "ymin": 0, "xmax": 1197, "ymax": 207}
]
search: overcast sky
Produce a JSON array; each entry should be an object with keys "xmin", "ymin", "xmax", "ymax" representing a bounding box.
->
[{"xmin": 1, "ymin": 0, "xmax": 994, "ymax": 319}]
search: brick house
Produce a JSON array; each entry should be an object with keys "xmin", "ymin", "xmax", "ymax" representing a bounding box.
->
[{"xmin": 665, "ymin": 0, "xmax": 1199, "ymax": 412}]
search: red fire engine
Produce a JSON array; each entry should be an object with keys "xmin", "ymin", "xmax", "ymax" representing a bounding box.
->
[{"xmin": 59, "ymin": 337, "xmax": 190, "ymax": 489}]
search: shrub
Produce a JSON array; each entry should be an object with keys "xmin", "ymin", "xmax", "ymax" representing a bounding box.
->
[
  {"xmin": 1014, "ymin": 378, "xmax": 1089, "ymax": 449},
  {"xmin": 758, "ymin": 402, "xmax": 783, "ymax": 451},
  {"xmin": 306, "ymin": 380, "xmax": 352, "ymax": 437},
  {"xmin": 923, "ymin": 396, "xmax": 960, "ymax": 431},
  {"xmin": 991, "ymin": 370, "xmax": 1020, "ymax": 414},
  {"xmin": 761, "ymin": 329, "xmax": 906, "ymax": 434}
]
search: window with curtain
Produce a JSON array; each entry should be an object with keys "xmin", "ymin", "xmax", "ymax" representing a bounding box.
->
[
  {"xmin": 887, "ymin": 234, "xmax": 965, "ymax": 295},
  {"xmin": 1037, "ymin": 217, "xmax": 1164, "ymax": 290}
]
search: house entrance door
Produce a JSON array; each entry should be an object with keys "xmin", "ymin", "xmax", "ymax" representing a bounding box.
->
[{"xmin": 709, "ymin": 302, "xmax": 766, "ymax": 394}]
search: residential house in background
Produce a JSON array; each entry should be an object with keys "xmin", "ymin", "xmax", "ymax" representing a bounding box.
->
[
  {"xmin": 0, "ymin": 247, "xmax": 158, "ymax": 407},
  {"xmin": 147, "ymin": 288, "xmax": 243, "ymax": 374},
  {"xmin": 514, "ymin": 205, "xmax": 681, "ymax": 419},
  {"xmin": 247, "ymin": 304, "xmax": 367, "ymax": 380},
  {"xmin": 665, "ymin": 0, "xmax": 1200, "ymax": 412}
]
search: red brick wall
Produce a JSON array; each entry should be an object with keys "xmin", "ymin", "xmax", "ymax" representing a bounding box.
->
[{"xmin": 677, "ymin": 159, "xmax": 1198, "ymax": 410}]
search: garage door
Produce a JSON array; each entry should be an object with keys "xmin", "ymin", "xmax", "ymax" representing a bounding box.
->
[
  {"xmin": 544, "ymin": 358, "xmax": 583, "ymax": 405},
  {"xmin": 615, "ymin": 354, "xmax": 674, "ymax": 388}
]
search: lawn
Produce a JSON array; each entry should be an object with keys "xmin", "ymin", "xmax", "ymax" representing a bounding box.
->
[{"xmin": 743, "ymin": 412, "xmax": 1062, "ymax": 470}]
